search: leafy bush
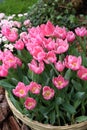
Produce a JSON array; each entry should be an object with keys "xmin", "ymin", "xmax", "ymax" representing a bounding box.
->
[{"xmin": 27, "ymin": 0, "xmax": 85, "ymax": 29}]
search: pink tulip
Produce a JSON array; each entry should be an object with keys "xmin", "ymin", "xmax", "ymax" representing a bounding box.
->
[
  {"xmin": 40, "ymin": 20, "xmax": 55, "ymax": 36},
  {"xmin": 42, "ymin": 86, "xmax": 55, "ymax": 100},
  {"xmin": 43, "ymin": 38, "xmax": 55, "ymax": 51},
  {"xmin": 75, "ymin": 27, "xmax": 87, "ymax": 37},
  {"xmin": 14, "ymin": 39, "xmax": 24, "ymax": 50},
  {"xmin": 12, "ymin": 82, "xmax": 28, "ymax": 98},
  {"xmin": 55, "ymin": 39, "xmax": 69, "ymax": 54},
  {"xmin": 44, "ymin": 51, "xmax": 57, "ymax": 64},
  {"xmin": 6, "ymin": 28, "xmax": 18, "ymax": 42},
  {"xmin": 52, "ymin": 75, "xmax": 69, "ymax": 89},
  {"xmin": 0, "ymin": 64, "xmax": 8, "ymax": 77},
  {"xmin": 0, "ymin": 50, "xmax": 3, "ymax": 60},
  {"xmin": 1, "ymin": 26, "xmax": 18, "ymax": 42},
  {"xmin": 27, "ymin": 82, "xmax": 42, "ymax": 94},
  {"xmin": 31, "ymin": 46, "xmax": 46, "ymax": 62},
  {"xmin": 55, "ymin": 61, "xmax": 65, "ymax": 72},
  {"xmin": 77, "ymin": 66, "xmax": 87, "ymax": 80},
  {"xmin": 53, "ymin": 26, "xmax": 67, "ymax": 39},
  {"xmin": 66, "ymin": 31, "xmax": 75, "ymax": 42},
  {"xmin": 64, "ymin": 55, "xmax": 82, "ymax": 70},
  {"xmin": 1, "ymin": 25, "xmax": 11, "ymax": 36},
  {"xmin": 24, "ymin": 97, "xmax": 37, "ymax": 110},
  {"xmin": 28, "ymin": 59, "xmax": 44, "ymax": 74}
]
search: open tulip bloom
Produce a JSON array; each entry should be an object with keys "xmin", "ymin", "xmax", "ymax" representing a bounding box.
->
[{"xmin": 0, "ymin": 20, "xmax": 87, "ymax": 126}]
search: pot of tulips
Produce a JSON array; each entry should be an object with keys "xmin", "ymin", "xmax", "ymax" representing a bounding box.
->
[{"xmin": 0, "ymin": 18, "xmax": 87, "ymax": 130}]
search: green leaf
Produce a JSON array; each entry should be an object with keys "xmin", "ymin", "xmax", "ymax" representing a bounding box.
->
[
  {"xmin": 74, "ymin": 92, "xmax": 85, "ymax": 100},
  {"xmin": 71, "ymin": 79, "xmax": 82, "ymax": 90},
  {"xmin": 74, "ymin": 100, "xmax": 81, "ymax": 109},
  {"xmin": 23, "ymin": 76, "xmax": 30, "ymax": 84},
  {"xmin": 0, "ymin": 80, "xmax": 15, "ymax": 90},
  {"xmin": 76, "ymin": 116, "xmax": 87, "ymax": 123},
  {"xmin": 62, "ymin": 103, "xmax": 76, "ymax": 114},
  {"xmin": 9, "ymin": 92, "xmax": 23, "ymax": 113},
  {"xmin": 64, "ymin": 69, "xmax": 72, "ymax": 80},
  {"xmin": 49, "ymin": 110, "xmax": 55, "ymax": 125},
  {"xmin": 56, "ymin": 97, "xmax": 64, "ymax": 105}
]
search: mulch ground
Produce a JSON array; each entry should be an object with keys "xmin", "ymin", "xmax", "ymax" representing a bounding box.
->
[{"xmin": 0, "ymin": 87, "xmax": 31, "ymax": 130}]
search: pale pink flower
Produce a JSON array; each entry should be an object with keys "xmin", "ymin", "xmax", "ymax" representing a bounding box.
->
[
  {"xmin": 55, "ymin": 61, "xmax": 65, "ymax": 72},
  {"xmin": 14, "ymin": 39, "xmax": 24, "ymax": 50},
  {"xmin": 66, "ymin": 31, "xmax": 75, "ymax": 42},
  {"xmin": 64, "ymin": 55, "xmax": 82, "ymax": 70},
  {"xmin": 13, "ymin": 21, "xmax": 21, "ymax": 28},
  {"xmin": 42, "ymin": 86, "xmax": 55, "ymax": 100},
  {"xmin": 75, "ymin": 27, "xmax": 87, "ymax": 37},
  {"xmin": 55, "ymin": 39, "xmax": 69, "ymax": 54},
  {"xmin": 53, "ymin": 26, "xmax": 67, "ymax": 39},
  {"xmin": 27, "ymin": 82, "xmax": 42, "ymax": 94},
  {"xmin": 12, "ymin": 82, "xmax": 28, "ymax": 98},
  {"xmin": 20, "ymin": 32, "xmax": 27, "ymax": 39},
  {"xmin": 52, "ymin": 75, "xmax": 69, "ymax": 89},
  {"xmin": 23, "ymin": 19, "xmax": 31, "ymax": 27},
  {"xmin": 44, "ymin": 51, "xmax": 57, "ymax": 64},
  {"xmin": 0, "ymin": 64, "xmax": 8, "ymax": 77},
  {"xmin": 1, "ymin": 25, "xmax": 11, "ymax": 36},
  {"xmin": 77, "ymin": 66, "xmax": 87, "ymax": 80},
  {"xmin": 0, "ymin": 13, "xmax": 5, "ymax": 20},
  {"xmin": 24, "ymin": 97, "xmax": 37, "ymax": 110},
  {"xmin": 28, "ymin": 59, "xmax": 44, "ymax": 74}
]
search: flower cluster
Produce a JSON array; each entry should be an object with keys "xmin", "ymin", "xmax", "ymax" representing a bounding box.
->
[
  {"xmin": 0, "ymin": 20, "xmax": 87, "ymax": 126},
  {"xmin": 0, "ymin": 13, "xmax": 31, "ymax": 51}
]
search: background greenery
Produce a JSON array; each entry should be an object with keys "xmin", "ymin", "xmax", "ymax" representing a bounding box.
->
[{"xmin": 0, "ymin": 0, "xmax": 38, "ymax": 15}]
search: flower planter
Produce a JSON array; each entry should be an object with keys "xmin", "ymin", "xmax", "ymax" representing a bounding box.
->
[{"xmin": 5, "ymin": 91, "xmax": 87, "ymax": 130}]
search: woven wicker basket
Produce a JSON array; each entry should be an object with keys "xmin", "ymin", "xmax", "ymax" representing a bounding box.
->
[{"xmin": 5, "ymin": 91, "xmax": 87, "ymax": 130}]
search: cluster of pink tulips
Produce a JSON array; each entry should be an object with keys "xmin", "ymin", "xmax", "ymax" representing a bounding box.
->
[{"xmin": 0, "ymin": 19, "xmax": 87, "ymax": 125}]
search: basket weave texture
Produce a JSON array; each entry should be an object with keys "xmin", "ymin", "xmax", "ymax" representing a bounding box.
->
[{"xmin": 5, "ymin": 91, "xmax": 87, "ymax": 130}]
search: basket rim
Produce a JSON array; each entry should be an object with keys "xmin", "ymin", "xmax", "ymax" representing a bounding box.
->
[{"xmin": 5, "ymin": 91, "xmax": 87, "ymax": 130}]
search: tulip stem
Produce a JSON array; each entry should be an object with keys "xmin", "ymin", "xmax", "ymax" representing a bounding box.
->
[{"xmin": 50, "ymin": 63, "xmax": 59, "ymax": 76}]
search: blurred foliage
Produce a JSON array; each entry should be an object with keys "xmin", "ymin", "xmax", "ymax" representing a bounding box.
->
[
  {"xmin": 0, "ymin": 0, "xmax": 38, "ymax": 15},
  {"xmin": 27, "ymin": 0, "xmax": 87, "ymax": 29}
]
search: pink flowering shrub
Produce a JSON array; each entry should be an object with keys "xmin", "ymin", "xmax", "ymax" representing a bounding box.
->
[{"xmin": 0, "ymin": 20, "xmax": 87, "ymax": 126}]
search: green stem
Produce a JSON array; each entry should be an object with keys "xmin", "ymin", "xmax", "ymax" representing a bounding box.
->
[
  {"xmin": 77, "ymin": 36, "xmax": 86, "ymax": 55},
  {"xmin": 50, "ymin": 63, "xmax": 59, "ymax": 76},
  {"xmin": 55, "ymin": 104, "xmax": 60, "ymax": 126}
]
